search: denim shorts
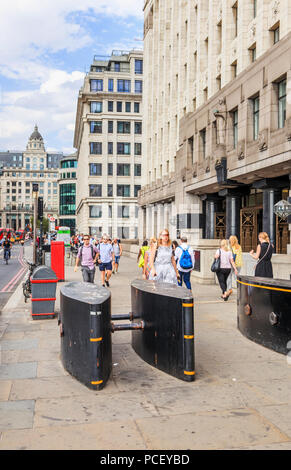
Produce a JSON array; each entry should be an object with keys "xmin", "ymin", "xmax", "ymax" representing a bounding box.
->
[
  {"xmin": 99, "ymin": 262, "xmax": 112, "ymax": 271},
  {"xmin": 114, "ymin": 256, "xmax": 120, "ymax": 264}
]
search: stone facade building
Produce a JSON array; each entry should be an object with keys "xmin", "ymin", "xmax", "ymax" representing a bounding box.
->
[
  {"xmin": 73, "ymin": 50, "xmax": 143, "ymax": 239},
  {"xmin": 139, "ymin": 0, "xmax": 291, "ymax": 282},
  {"xmin": 0, "ymin": 126, "xmax": 62, "ymax": 231}
]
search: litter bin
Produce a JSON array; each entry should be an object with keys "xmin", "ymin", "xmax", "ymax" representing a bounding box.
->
[{"xmin": 31, "ymin": 265, "xmax": 58, "ymax": 320}]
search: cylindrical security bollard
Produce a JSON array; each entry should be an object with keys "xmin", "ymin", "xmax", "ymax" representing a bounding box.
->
[
  {"xmin": 182, "ymin": 299, "xmax": 195, "ymax": 380},
  {"xmin": 31, "ymin": 265, "xmax": 58, "ymax": 320},
  {"xmin": 60, "ymin": 282, "xmax": 112, "ymax": 390}
]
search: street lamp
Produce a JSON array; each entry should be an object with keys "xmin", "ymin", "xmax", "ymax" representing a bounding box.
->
[
  {"xmin": 273, "ymin": 199, "xmax": 291, "ymax": 220},
  {"xmin": 32, "ymin": 183, "xmax": 39, "ymax": 264}
]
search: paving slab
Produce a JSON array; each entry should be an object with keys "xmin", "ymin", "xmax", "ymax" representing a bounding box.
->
[
  {"xmin": 135, "ymin": 409, "xmax": 290, "ymax": 450},
  {"xmin": 0, "ymin": 420, "xmax": 147, "ymax": 450},
  {"xmin": 0, "ymin": 362, "xmax": 37, "ymax": 380},
  {"xmin": 0, "ymin": 400, "xmax": 35, "ymax": 431}
]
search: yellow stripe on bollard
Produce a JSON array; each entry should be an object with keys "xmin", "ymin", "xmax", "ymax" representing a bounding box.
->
[
  {"xmin": 182, "ymin": 303, "xmax": 194, "ymax": 307},
  {"xmin": 90, "ymin": 337, "xmax": 103, "ymax": 342},
  {"xmin": 91, "ymin": 380, "xmax": 103, "ymax": 385},
  {"xmin": 184, "ymin": 370, "xmax": 195, "ymax": 376},
  {"xmin": 184, "ymin": 335, "xmax": 194, "ymax": 339}
]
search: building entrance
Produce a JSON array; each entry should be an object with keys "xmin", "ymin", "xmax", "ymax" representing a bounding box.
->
[{"xmin": 240, "ymin": 207, "xmax": 263, "ymax": 253}]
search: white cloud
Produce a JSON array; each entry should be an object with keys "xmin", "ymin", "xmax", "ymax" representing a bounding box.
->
[{"xmin": 0, "ymin": 0, "xmax": 144, "ymax": 152}]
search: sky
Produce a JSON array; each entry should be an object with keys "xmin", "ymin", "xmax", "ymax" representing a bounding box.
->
[{"xmin": 0, "ymin": 0, "xmax": 144, "ymax": 154}]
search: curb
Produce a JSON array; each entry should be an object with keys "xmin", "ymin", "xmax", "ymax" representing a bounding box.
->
[{"xmin": 1, "ymin": 275, "xmax": 26, "ymax": 313}]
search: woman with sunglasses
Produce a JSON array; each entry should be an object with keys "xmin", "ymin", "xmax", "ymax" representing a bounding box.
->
[{"xmin": 148, "ymin": 229, "xmax": 179, "ymax": 284}]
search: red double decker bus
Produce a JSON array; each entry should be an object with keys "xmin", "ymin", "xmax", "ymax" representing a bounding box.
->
[{"xmin": 0, "ymin": 228, "xmax": 13, "ymax": 242}]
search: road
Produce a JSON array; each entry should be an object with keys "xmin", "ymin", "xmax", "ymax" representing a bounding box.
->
[{"xmin": 0, "ymin": 242, "xmax": 29, "ymax": 312}]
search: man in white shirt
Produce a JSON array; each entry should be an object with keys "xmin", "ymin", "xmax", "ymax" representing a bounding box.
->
[
  {"xmin": 175, "ymin": 236, "xmax": 195, "ymax": 290},
  {"xmin": 97, "ymin": 234, "xmax": 114, "ymax": 287}
]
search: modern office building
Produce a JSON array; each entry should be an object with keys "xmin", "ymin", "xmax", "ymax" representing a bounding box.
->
[
  {"xmin": 139, "ymin": 0, "xmax": 291, "ymax": 282},
  {"xmin": 0, "ymin": 125, "xmax": 62, "ymax": 231},
  {"xmin": 58, "ymin": 154, "xmax": 77, "ymax": 233},
  {"xmin": 73, "ymin": 49, "xmax": 143, "ymax": 239}
]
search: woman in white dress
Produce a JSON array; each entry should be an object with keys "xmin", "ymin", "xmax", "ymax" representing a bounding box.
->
[{"xmin": 149, "ymin": 229, "xmax": 179, "ymax": 284}]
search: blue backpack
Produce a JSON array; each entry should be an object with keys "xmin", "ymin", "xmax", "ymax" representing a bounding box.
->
[{"xmin": 179, "ymin": 246, "xmax": 193, "ymax": 270}]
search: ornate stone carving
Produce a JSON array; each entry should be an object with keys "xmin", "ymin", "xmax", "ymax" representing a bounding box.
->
[
  {"xmin": 237, "ymin": 140, "xmax": 245, "ymax": 160},
  {"xmin": 258, "ymin": 129, "xmax": 268, "ymax": 151}
]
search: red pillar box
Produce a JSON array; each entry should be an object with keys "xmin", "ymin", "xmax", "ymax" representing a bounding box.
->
[{"xmin": 51, "ymin": 241, "xmax": 65, "ymax": 282}]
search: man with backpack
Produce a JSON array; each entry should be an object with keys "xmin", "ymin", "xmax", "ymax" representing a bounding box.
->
[
  {"xmin": 175, "ymin": 236, "xmax": 195, "ymax": 290},
  {"xmin": 74, "ymin": 234, "xmax": 98, "ymax": 283}
]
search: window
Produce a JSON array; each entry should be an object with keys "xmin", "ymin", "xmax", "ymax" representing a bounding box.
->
[
  {"xmin": 108, "ymin": 121, "xmax": 113, "ymax": 133},
  {"xmin": 232, "ymin": 2, "xmax": 238, "ymax": 38},
  {"xmin": 59, "ymin": 184, "xmax": 76, "ymax": 216},
  {"xmin": 89, "ymin": 163, "xmax": 102, "ymax": 176},
  {"xmin": 135, "ymin": 80, "xmax": 143, "ymax": 93},
  {"xmin": 90, "ymin": 101, "xmax": 103, "ymax": 113},
  {"xmin": 108, "ymin": 79, "xmax": 114, "ymax": 92},
  {"xmin": 117, "ymin": 163, "xmax": 130, "ymax": 176},
  {"xmin": 135, "ymin": 59, "xmax": 143, "ymax": 74},
  {"xmin": 134, "ymin": 164, "xmax": 141, "ymax": 176},
  {"xmin": 134, "ymin": 185, "xmax": 141, "ymax": 197},
  {"xmin": 134, "ymin": 143, "xmax": 142, "ymax": 155},
  {"xmin": 108, "ymin": 205, "xmax": 112, "ymax": 218},
  {"xmin": 134, "ymin": 102, "xmax": 140, "ymax": 113},
  {"xmin": 278, "ymin": 79, "xmax": 286, "ymax": 129},
  {"xmin": 89, "ymin": 205, "xmax": 102, "ymax": 218},
  {"xmin": 108, "ymin": 184, "xmax": 113, "ymax": 197},
  {"xmin": 117, "ymin": 101, "xmax": 122, "ymax": 112},
  {"xmin": 89, "ymin": 184, "xmax": 102, "ymax": 197},
  {"xmin": 249, "ymin": 44, "xmax": 256, "ymax": 63},
  {"xmin": 252, "ymin": 96, "xmax": 260, "ymax": 140},
  {"xmin": 108, "ymin": 142, "xmax": 113, "ymax": 154},
  {"xmin": 253, "ymin": 0, "xmax": 257, "ymax": 17},
  {"xmin": 90, "ymin": 121, "xmax": 102, "ymax": 133},
  {"xmin": 117, "ymin": 80, "xmax": 131, "ymax": 93},
  {"xmin": 134, "ymin": 122, "xmax": 142, "ymax": 134},
  {"xmin": 114, "ymin": 62, "xmax": 120, "ymax": 72},
  {"xmin": 108, "ymin": 163, "xmax": 113, "ymax": 175},
  {"xmin": 117, "ymin": 227, "xmax": 129, "ymax": 239},
  {"xmin": 125, "ymin": 102, "xmax": 131, "ymax": 112},
  {"xmin": 117, "ymin": 143, "xmax": 131, "ymax": 155},
  {"xmin": 231, "ymin": 108, "xmax": 238, "ymax": 148},
  {"xmin": 90, "ymin": 79, "xmax": 103, "ymax": 92},
  {"xmin": 200, "ymin": 129, "xmax": 206, "ymax": 158},
  {"xmin": 118, "ymin": 205, "xmax": 130, "ymax": 218},
  {"xmin": 90, "ymin": 142, "xmax": 102, "ymax": 154},
  {"xmin": 117, "ymin": 184, "xmax": 130, "ymax": 197},
  {"xmin": 117, "ymin": 121, "xmax": 131, "ymax": 134},
  {"xmin": 274, "ymin": 26, "xmax": 280, "ymax": 44},
  {"xmin": 108, "ymin": 101, "xmax": 114, "ymax": 112}
]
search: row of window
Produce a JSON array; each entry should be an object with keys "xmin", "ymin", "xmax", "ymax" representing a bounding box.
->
[
  {"xmin": 91, "ymin": 58, "xmax": 143, "ymax": 75},
  {"xmin": 89, "ymin": 226, "xmax": 137, "ymax": 239},
  {"xmin": 90, "ymin": 101, "xmax": 140, "ymax": 114},
  {"xmin": 198, "ymin": 78, "xmax": 287, "ymax": 156},
  {"xmin": 89, "ymin": 163, "xmax": 141, "ymax": 177},
  {"xmin": 90, "ymin": 79, "xmax": 143, "ymax": 94},
  {"xmin": 89, "ymin": 205, "xmax": 139, "ymax": 219},
  {"xmin": 89, "ymin": 184, "xmax": 141, "ymax": 198},
  {"xmin": 90, "ymin": 121, "xmax": 142, "ymax": 135},
  {"xmin": 90, "ymin": 142, "xmax": 142, "ymax": 156}
]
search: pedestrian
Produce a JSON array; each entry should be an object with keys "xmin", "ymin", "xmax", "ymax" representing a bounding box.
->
[
  {"xmin": 112, "ymin": 238, "xmax": 123, "ymax": 273},
  {"xmin": 137, "ymin": 240, "xmax": 149, "ymax": 273},
  {"xmin": 149, "ymin": 229, "xmax": 179, "ymax": 284},
  {"xmin": 249, "ymin": 232, "xmax": 273, "ymax": 278},
  {"xmin": 175, "ymin": 236, "xmax": 194, "ymax": 290},
  {"xmin": 214, "ymin": 239, "xmax": 237, "ymax": 301},
  {"xmin": 97, "ymin": 235, "xmax": 114, "ymax": 287},
  {"xmin": 74, "ymin": 234, "xmax": 98, "ymax": 283},
  {"xmin": 227, "ymin": 235, "xmax": 243, "ymax": 292},
  {"xmin": 143, "ymin": 237, "xmax": 156, "ymax": 279},
  {"xmin": 172, "ymin": 240, "xmax": 179, "ymax": 261}
]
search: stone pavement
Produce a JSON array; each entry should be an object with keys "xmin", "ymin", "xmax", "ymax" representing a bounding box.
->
[{"xmin": 1, "ymin": 256, "xmax": 291, "ymax": 450}]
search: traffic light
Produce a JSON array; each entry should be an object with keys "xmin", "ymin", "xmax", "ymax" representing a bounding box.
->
[{"xmin": 38, "ymin": 197, "xmax": 43, "ymax": 220}]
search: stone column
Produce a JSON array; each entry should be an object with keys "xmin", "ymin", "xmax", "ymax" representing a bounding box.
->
[
  {"xmin": 262, "ymin": 188, "xmax": 281, "ymax": 249},
  {"xmin": 225, "ymin": 194, "xmax": 241, "ymax": 240},
  {"xmin": 205, "ymin": 199, "xmax": 216, "ymax": 239}
]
